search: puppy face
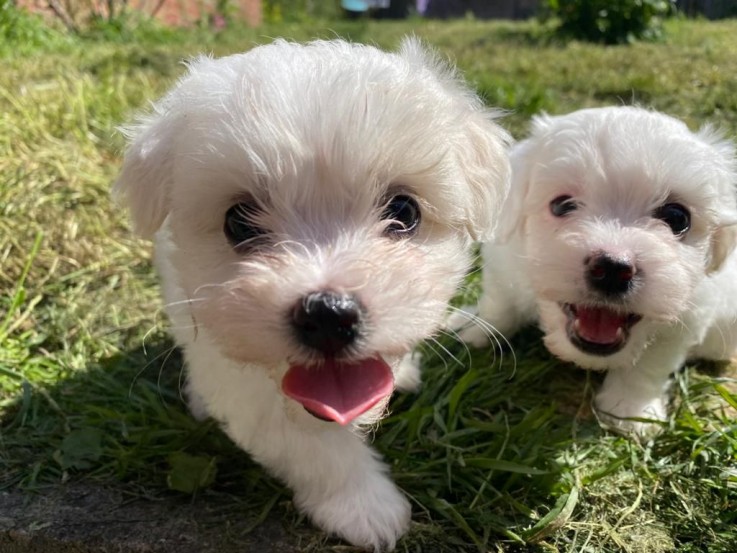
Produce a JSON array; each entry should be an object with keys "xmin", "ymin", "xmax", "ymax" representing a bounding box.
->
[
  {"xmin": 506, "ymin": 107, "xmax": 737, "ymax": 369},
  {"xmin": 115, "ymin": 39, "xmax": 510, "ymax": 423}
]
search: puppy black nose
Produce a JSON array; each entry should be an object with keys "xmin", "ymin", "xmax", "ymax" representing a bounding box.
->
[
  {"xmin": 586, "ymin": 253, "xmax": 635, "ymax": 296},
  {"xmin": 291, "ymin": 291, "xmax": 362, "ymax": 355}
]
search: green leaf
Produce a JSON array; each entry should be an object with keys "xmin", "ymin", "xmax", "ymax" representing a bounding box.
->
[
  {"xmin": 714, "ymin": 384, "xmax": 737, "ymax": 411},
  {"xmin": 448, "ymin": 369, "xmax": 478, "ymax": 419},
  {"xmin": 581, "ymin": 458, "xmax": 625, "ymax": 485},
  {"xmin": 522, "ymin": 485, "xmax": 580, "ymax": 542},
  {"xmin": 58, "ymin": 428, "xmax": 103, "ymax": 470},
  {"xmin": 167, "ymin": 452, "xmax": 217, "ymax": 494}
]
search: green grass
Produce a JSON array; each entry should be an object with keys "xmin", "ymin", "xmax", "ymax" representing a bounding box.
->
[{"xmin": 2, "ymin": 16, "xmax": 737, "ymax": 552}]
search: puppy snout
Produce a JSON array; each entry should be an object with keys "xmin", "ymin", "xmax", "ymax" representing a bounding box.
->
[
  {"xmin": 585, "ymin": 253, "xmax": 636, "ymax": 297},
  {"xmin": 291, "ymin": 291, "xmax": 363, "ymax": 355}
]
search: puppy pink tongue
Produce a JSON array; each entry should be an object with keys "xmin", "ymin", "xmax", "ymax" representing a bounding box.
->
[
  {"xmin": 282, "ymin": 358, "xmax": 394, "ymax": 425},
  {"xmin": 575, "ymin": 306, "xmax": 628, "ymax": 344}
]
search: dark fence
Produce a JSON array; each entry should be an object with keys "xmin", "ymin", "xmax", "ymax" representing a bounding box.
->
[
  {"xmin": 676, "ymin": 0, "xmax": 737, "ymax": 18},
  {"xmin": 419, "ymin": 0, "xmax": 737, "ymax": 20}
]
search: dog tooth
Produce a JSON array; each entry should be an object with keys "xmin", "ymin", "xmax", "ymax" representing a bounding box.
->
[{"xmin": 616, "ymin": 327, "xmax": 624, "ymax": 340}]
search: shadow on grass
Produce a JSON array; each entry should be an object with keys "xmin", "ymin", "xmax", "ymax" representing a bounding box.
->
[
  {"xmin": 0, "ymin": 336, "xmax": 323, "ymax": 552},
  {"xmin": 7, "ymin": 325, "xmax": 734, "ymax": 552},
  {"xmin": 0, "ymin": 326, "xmax": 602, "ymax": 552}
]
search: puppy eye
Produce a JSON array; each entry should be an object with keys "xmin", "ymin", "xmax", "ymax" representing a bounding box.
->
[
  {"xmin": 381, "ymin": 194, "xmax": 421, "ymax": 238},
  {"xmin": 550, "ymin": 195, "xmax": 578, "ymax": 217},
  {"xmin": 653, "ymin": 202, "xmax": 690, "ymax": 236},
  {"xmin": 224, "ymin": 202, "xmax": 266, "ymax": 248}
]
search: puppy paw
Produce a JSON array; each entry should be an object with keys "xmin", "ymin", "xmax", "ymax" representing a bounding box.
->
[
  {"xmin": 296, "ymin": 470, "xmax": 411, "ymax": 551},
  {"xmin": 594, "ymin": 389, "xmax": 667, "ymax": 437}
]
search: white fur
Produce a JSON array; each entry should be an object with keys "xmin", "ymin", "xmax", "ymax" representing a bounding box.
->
[
  {"xmin": 461, "ymin": 106, "xmax": 737, "ymax": 436},
  {"xmin": 115, "ymin": 38, "xmax": 510, "ymax": 550}
]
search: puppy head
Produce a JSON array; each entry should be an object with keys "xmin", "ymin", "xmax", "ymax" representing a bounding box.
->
[
  {"xmin": 506, "ymin": 106, "xmax": 737, "ymax": 369},
  {"xmin": 115, "ymin": 38, "xmax": 511, "ymax": 424}
]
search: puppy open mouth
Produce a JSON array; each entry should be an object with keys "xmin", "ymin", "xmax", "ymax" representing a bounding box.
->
[
  {"xmin": 281, "ymin": 358, "xmax": 394, "ymax": 425},
  {"xmin": 563, "ymin": 304, "xmax": 642, "ymax": 356}
]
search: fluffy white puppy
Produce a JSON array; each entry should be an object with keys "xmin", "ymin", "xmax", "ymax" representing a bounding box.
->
[
  {"xmin": 114, "ymin": 38, "xmax": 510, "ymax": 550},
  {"xmin": 460, "ymin": 106, "xmax": 737, "ymax": 436}
]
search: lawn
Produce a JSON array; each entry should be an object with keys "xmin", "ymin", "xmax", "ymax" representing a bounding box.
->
[{"xmin": 2, "ymin": 14, "xmax": 737, "ymax": 553}]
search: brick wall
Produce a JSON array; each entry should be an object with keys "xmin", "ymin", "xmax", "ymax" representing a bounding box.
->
[{"xmin": 17, "ymin": 0, "xmax": 263, "ymax": 27}]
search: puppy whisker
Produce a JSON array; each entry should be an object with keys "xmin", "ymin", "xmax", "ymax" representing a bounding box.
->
[
  {"xmin": 127, "ymin": 340, "xmax": 179, "ymax": 405},
  {"xmin": 445, "ymin": 305, "xmax": 515, "ymax": 375},
  {"xmin": 447, "ymin": 304, "xmax": 504, "ymax": 341},
  {"xmin": 192, "ymin": 282, "xmax": 228, "ymax": 298},
  {"xmin": 436, "ymin": 325, "xmax": 498, "ymax": 372},
  {"xmin": 421, "ymin": 338, "xmax": 454, "ymax": 374},
  {"xmin": 162, "ymin": 297, "xmax": 207, "ymax": 310},
  {"xmin": 427, "ymin": 334, "xmax": 466, "ymax": 369}
]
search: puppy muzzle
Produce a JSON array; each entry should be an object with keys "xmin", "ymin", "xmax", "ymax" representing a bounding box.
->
[{"xmin": 283, "ymin": 290, "xmax": 394, "ymax": 426}]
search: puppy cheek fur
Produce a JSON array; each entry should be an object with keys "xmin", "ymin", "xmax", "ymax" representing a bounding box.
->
[
  {"xmin": 165, "ymin": 223, "xmax": 470, "ymax": 371},
  {"xmin": 526, "ymin": 218, "xmax": 703, "ymax": 321}
]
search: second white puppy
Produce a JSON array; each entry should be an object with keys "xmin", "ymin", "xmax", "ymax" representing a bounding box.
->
[
  {"xmin": 115, "ymin": 39, "xmax": 510, "ymax": 550},
  {"xmin": 462, "ymin": 106, "xmax": 737, "ymax": 436}
]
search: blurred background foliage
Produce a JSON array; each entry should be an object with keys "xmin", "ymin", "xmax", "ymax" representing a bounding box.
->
[{"xmin": 3, "ymin": 0, "xmax": 736, "ymax": 43}]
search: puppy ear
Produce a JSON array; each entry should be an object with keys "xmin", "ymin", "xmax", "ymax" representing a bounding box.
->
[
  {"xmin": 696, "ymin": 124, "xmax": 737, "ymax": 168},
  {"xmin": 452, "ymin": 112, "xmax": 513, "ymax": 241},
  {"xmin": 708, "ymin": 224, "xmax": 737, "ymax": 273},
  {"xmin": 493, "ymin": 114, "xmax": 553, "ymax": 242},
  {"xmin": 113, "ymin": 103, "xmax": 181, "ymax": 238},
  {"xmin": 697, "ymin": 125, "xmax": 737, "ymax": 273},
  {"xmin": 397, "ymin": 37, "xmax": 512, "ymax": 241}
]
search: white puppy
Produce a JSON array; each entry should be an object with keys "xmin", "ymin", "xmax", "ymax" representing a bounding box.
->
[
  {"xmin": 461, "ymin": 106, "xmax": 737, "ymax": 436},
  {"xmin": 114, "ymin": 38, "xmax": 510, "ymax": 550}
]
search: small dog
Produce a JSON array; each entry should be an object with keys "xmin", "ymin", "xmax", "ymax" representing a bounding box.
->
[
  {"xmin": 460, "ymin": 106, "xmax": 737, "ymax": 436},
  {"xmin": 114, "ymin": 38, "xmax": 510, "ymax": 550}
]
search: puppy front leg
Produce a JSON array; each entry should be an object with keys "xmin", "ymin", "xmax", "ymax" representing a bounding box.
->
[
  {"xmin": 225, "ymin": 395, "xmax": 411, "ymax": 551},
  {"xmin": 595, "ymin": 336, "xmax": 687, "ymax": 436},
  {"xmin": 287, "ymin": 428, "xmax": 410, "ymax": 552},
  {"xmin": 182, "ymin": 349, "xmax": 411, "ymax": 544},
  {"xmin": 186, "ymin": 348, "xmax": 410, "ymax": 551}
]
